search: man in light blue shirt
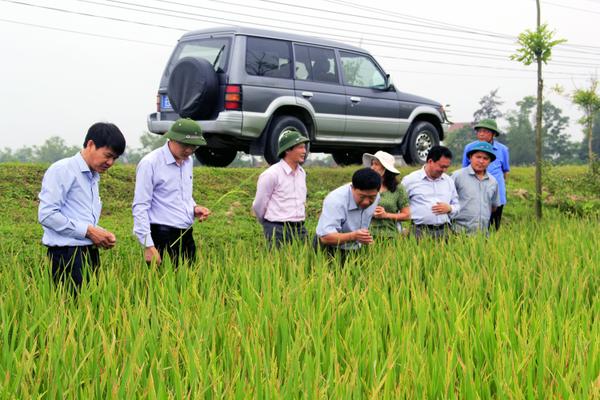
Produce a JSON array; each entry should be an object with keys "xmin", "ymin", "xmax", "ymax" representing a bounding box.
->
[
  {"xmin": 132, "ymin": 119, "xmax": 211, "ymax": 266},
  {"xmin": 401, "ymin": 146, "xmax": 460, "ymax": 240},
  {"xmin": 316, "ymin": 168, "xmax": 381, "ymax": 254},
  {"xmin": 38, "ymin": 122, "xmax": 126, "ymax": 290},
  {"xmin": 462, "ymin": 119, "xmax": 510, "ymax": 230}
]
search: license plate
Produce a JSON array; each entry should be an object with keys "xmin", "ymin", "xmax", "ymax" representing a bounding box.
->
[{"xmin": 161, "ymin": 95, "xmax": 173, "ymax": 110}]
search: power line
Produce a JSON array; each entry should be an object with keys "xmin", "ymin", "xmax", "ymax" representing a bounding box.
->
[
  {"xmin": 375, "ymin": 53, "xmax": 595, "ymax": 76},
  {"xmin": 101, "ymin": 0, "xmax": 518, "ymax": 54},
  {"xmin": 0, "ymin": 17, "xmax": 172, "ymax": 46},
  {"xmin": 3, "ymin": 0, "xmax": 598, "ymax": 75},
  {"xmin": 0, "ymin": 0, "xmax": 185, "ymax": 31},
  {"xmin": 538, "ymin": 0, "xmax": 600, "ymax": 14},
  {"xmin": 92, "ymin": 0, "xmax": 600, "ymax": 67},
  {"xmin": 332, "ymin": 0, "xmax": 600, "ymax": 52}
]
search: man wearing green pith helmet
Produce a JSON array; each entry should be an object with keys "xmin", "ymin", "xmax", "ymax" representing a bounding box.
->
[
  {"xmin": 252, "ymin": 129, "xmax": 310, "ymax": 248},
  {"xmin": 462, "ymin": 119, "xmax": 510, "ymax": 230},
  {"xmin": 132, "ymin": 118, "xmax": 211, "ymax": 266}
]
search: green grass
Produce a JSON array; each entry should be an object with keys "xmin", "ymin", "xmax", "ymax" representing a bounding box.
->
[{"xmin": 0, "ymin": 163, "xmax": 598, "ymax": 398}]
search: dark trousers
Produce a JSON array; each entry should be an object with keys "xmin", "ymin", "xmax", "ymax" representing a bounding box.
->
[
  {"xmin": 262, "ymin": 220, "xmax": 307, "ymax": 249},
  {"xmin": 312, "ymin": 235, "xmax": 352, "ymax": 267},
  {"xmin": 47, "ymin": 245, "xmax": 100, "ymax": 291},
  {"xmin": 490, "ymin": 205, "xmax": 504, "ymax": 231},
  {"xmin": 150, "ymin": 224, "xmax": 196, "ymax": 266},
  {"xmin": 413, "ymin": 223, "xmax": 452, "ymax": 241}
]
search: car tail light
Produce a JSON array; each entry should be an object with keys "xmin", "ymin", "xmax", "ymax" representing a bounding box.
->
[
  {"xmin": 224, "ymin": 85, "xmax": 242, "ymax": 110},
  {"xmin": 156, "ymin": 93, "xmax": 160, "ymax": 112}
]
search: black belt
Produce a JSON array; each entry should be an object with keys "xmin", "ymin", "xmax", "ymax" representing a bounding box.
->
[
  {"xmin": 265, "ymin": 220, "xmax": 305, "ymax": 227},
  {"xmin": 414, "ymin": 223, "xmax": 450, "ymax": 230},
  {"xmin": 47, "ymin": 244, "xmax": 97, "ymax": 250},
  {"xmin": 150, "ymin": 223, "xmax": 190, "ymax": 233}
]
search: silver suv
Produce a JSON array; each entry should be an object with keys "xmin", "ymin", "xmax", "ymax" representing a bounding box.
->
[{"xmin": 148, "ymin": 26, "xmax": 449, "ymax": 166}]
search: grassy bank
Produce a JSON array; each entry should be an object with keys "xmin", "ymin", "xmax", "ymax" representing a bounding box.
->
[{"xmin": 0, "ymin": 163, "xmax": 598, "ymax": 398}]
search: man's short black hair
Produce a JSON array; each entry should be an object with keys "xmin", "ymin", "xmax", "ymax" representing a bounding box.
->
[
  {"xmin": 426, "ymin": 145, "xmax": 453, "ymax": 162},
  {"xmin": 351, "ymin": 167, "xmax": 381, "ymax": 191},
  {"xmin": 83, "ymin": 122, "xmax": 126, "ymax": 155}
]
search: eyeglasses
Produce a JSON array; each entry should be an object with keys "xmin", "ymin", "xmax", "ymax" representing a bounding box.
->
[
  {"xmin": 176, "ymin": 141, "xmax": 199, "ymax": 150},
  {"xmin": 354, "ymin": 190, "xmax": 378, "ymax": 202}
]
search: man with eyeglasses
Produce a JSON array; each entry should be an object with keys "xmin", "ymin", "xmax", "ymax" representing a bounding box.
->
[
  {"xmin": 132, "ymin": 118, "xmax": 211, "ymax": 266},
  {"xmin": 315, "ymin": 168, "xmax": 381, "ymax": 258}
]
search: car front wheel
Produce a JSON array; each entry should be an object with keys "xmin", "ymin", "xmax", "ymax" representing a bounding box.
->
[{"xmin": 404, "ymin": 121, "xmax": 440, "ymax": 165}]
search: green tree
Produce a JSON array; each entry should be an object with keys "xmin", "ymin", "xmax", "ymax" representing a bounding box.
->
[
  {"xmin": 444, "ymin": 125, "xmax": 476, "ymax": 165},
  {"xmin": 506, "ymin": 96, "xmax": 576, "ymax": 164},
  {"xmin": 33, "ymin": 136, "xmax": 80, "ymax": 163},
  {"xmin": 511, "ymin": 0, "xmax": 566, "ymax": 219},
  {"xmin": 541, "ymin": 101, "xmax": 575, "ymax": 163},
  {"xmin": 0, "ymin": 148, "xmax": 16, "ymax": 163},
  {"xmin": 473, "ymin": 88, "xmax": 503, "ymax": 122},
  {"xmin": 123, "ymin": 132, "xmax": 167, "ymax": 164},
  {"xmin": 13, "ymin": 147, "xmax": 35, "ymax": 163},
  {"xmin": 506, "ymin": 96, "xmax": 536, "ymax": 165},
  {"xmin": 445, "ymin": 89, "xmax": 505, "ymax": 164},
  {"xmin": 572, "ymin": 78, "xmax": 600, "ymax": 166}
]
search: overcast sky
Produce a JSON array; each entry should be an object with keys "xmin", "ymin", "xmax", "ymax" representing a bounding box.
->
[{"xmin": 1, "ymin": 0, "xmax": 599, "ymax": 150}]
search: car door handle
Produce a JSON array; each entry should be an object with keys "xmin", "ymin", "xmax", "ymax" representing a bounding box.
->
[
  {"xmin": 350, "ymin": 96, "xmax": 361, "ymax": 103},
  {"xmin": 301, "ymin": 91, "xmax": 314, "ymax": 98}
]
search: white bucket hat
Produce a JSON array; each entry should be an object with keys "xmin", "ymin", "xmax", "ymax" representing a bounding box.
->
[{"xmin": 362, "ymin": 150, "xmax": 400, "ymax": 175}]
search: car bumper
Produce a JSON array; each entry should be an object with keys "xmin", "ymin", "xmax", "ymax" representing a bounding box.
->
[{"xmin": 147, "ymin": 111, "xmax": 246, "ymax": 136}]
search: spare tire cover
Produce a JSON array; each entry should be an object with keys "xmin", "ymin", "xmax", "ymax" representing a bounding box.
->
[{"xmin": 168, "ymin": 57, "xmax": 218, "ymax": 120}]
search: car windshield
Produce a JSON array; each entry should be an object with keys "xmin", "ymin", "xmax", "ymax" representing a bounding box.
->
[{"xmin": 166, "ymin": 37, "xmax": 231, "ymax": 76}]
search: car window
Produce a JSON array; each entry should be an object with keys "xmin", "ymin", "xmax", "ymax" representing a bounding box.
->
[
  {"xmin": 246, "ymin": 37, "xmax": 292, "ymax": 78},
  {"xmin": 294, "ymin": 45, "xmax": 339, "ymax": 84},
  {"xmin": 339, "ymin": 51, "xmax": 386, "ymax": 89},
  {"xmin": 168, "ymin": 37, "xmax": 231, "ymax": 75}
]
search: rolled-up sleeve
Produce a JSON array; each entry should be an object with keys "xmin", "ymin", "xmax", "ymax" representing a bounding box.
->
[
  {"xmin": 492, "ymin": 184, "xmax": 501, "ymax": 208},
  {"xmin": 252, "ymin": 171, "xmax": 276, "ymax": 222},
  {"xmin": 316, "ymin": 197, "xmax": 345, "ymax": 237},
  {"xmin": 448, "ymin": 180, "xmax": 461, "ymax": 219},
  {"xmin": 38, "ymin": 166, "xmax": 88, "ymax": 240},
  {"xmin": 132, "ymin": 159, "xmax": 155, "ymax": 247}
]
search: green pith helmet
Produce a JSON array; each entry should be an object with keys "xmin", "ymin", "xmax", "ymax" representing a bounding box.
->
[
  {"xmin": 164, "ymin": 118, "xmax": 207, "ymax": 146},
  {"xmin": 277, "ymin": 129, "xmax": 310, "ymax": 157},
  {"xmin": 473, "ymin": 119, "xmax": 501, "ymax": 136},
  {"xmin": 467, "ymin": 141, "xmax": 497, "ymax": 162}
]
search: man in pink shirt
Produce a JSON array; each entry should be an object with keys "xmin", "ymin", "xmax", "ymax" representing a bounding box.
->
[{"xmin": 252, "ymin": 129, "xmax": 309, "ymax": 248}]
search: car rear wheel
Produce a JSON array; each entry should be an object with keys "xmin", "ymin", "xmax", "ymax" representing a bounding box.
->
[
  {"xmin": 168, "ymin": 57, "xmax": 218, "ymax": 120},
  {"xmin": 404, "ymin": 121, "xmax": 440, "ymax": 165},
  {"xmin": 331, "ymin": 150, "xmax": 363, "ymax": 166},
  {"xmin": 264, "ymin": 116, "xmax": 309, "ymax": 165},
  {"xmin": 194, "ymin": 147, "xmax": 237, "ymax": 167}
]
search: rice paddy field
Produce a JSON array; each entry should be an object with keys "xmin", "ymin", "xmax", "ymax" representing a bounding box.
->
[{"xmin": 0, "ymin": 163, "xmax": 598, "ymax": 399}]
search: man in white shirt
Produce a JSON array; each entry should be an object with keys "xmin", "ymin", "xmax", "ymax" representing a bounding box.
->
[{"xmin": 401, "ymin": 145, "xmax": 460, "ymax": 240}]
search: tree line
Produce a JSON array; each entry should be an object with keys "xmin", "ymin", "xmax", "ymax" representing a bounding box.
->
[
  {"xmin": 1, "ymin": 89, "xmax": 598, "ymax": 166},
  {"xmin": 445, "ymin": 89, "xmax": 599, "ymax": 165}
]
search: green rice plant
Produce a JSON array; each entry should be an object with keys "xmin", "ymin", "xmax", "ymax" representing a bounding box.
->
[{"xmin": 0, "ymin": 164, "xmax": 598, "ymax": 398}]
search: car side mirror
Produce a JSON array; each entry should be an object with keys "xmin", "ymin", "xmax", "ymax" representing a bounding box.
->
[{"xmin": 385, "ymin": 74, "xmax": 395, "ymax": 91}]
